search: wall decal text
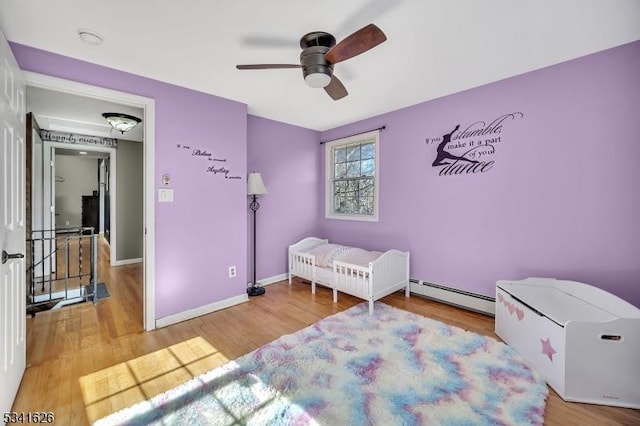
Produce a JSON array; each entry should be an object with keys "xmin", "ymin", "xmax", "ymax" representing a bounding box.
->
[
  {"xmin": 176, "ymin": 143, "xmax": 241, "ymax": 179},
  {"xmin": 41, "ymin": 129, "xmax": 117, "ymax": 148},
  {"xmin": 426, "ymin": 112, "xmax": 523, "ymax": 176}
]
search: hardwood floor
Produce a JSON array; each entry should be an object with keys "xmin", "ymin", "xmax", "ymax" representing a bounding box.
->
[{"xmin": 11, "ymin": 242, "xmax": 640, "ymax": 425}]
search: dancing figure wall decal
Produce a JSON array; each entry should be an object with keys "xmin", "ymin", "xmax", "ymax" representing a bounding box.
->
[
  {"xmin": 431, "ymin": 124, "xmax": 479, "ymax": 166},
  {"xmin": 425, "ymin": 112, "xmax": 524, "ymax": 176}
]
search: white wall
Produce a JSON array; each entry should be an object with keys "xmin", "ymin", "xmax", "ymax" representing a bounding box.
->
[{"xmin": 54, "ymin": 155, "xmax": 99, "ymax": 228}]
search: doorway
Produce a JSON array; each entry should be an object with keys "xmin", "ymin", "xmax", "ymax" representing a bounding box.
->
[{"xmin": 24, "ymin": 72, "xmax": 156, "ymax": 331}]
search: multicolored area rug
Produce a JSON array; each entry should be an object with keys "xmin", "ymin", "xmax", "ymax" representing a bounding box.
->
[{"xmin": 96, "ymin": 302, "xmax": 548, "ymax": 425}]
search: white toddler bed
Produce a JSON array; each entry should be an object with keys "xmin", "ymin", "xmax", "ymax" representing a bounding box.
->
[{"xmin": 288, "ymin": 237, "xmax": 410, "ymax": 314}]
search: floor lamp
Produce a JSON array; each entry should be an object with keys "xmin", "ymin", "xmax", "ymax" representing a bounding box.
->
[{"xmin": 247, "ymin": 172, "xmax": 268, "ymax": 297}]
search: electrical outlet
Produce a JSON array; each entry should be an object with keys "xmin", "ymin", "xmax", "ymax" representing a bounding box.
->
[{"xmin": 228, "ymin": 265, "xmax": 237, "ymax": 278}]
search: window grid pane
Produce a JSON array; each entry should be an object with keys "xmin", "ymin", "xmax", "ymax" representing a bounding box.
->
[
  {"xmin": 346, "ymin": 145, "xmax": 360, "ymax": 161},
  {"xmin": 361, "ymin": 159, "xmax": 374, "ymax": 176},
  {"xmin": 361, "ymin": 143, "xmax": 375, "ymax": 160}
]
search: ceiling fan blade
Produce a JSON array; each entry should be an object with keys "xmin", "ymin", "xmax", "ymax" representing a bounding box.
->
[
  {"xmin": 236, "ymin": 64, "xmax": 301, "ymax": 70},
  {"xmin": 325, "ymin": 24, "xmax": 387, "ymax": 64},
  {"xmin": 324, "ymin": 75, "xmax": 348, "ymax": 101}
]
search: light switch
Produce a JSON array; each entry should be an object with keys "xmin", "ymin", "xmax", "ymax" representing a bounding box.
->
[{"xmin": 158, "ymin": 188, "xmax": 174, "ymax": 202}]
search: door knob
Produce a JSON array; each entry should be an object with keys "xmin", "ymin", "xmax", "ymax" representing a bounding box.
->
[{"xmin": 2, "ymin": 250, "xmax": 24, "ymax": 264}]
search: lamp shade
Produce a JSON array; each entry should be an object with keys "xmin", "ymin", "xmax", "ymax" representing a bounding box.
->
[{"xmin": 247, "ymin": 172, "xmax": 268, "ymax": 195}]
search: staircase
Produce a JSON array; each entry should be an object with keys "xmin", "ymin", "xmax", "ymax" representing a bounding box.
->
[{"xmin": 27, "ymin": 227, "xmax": 98, "ymax": 316}]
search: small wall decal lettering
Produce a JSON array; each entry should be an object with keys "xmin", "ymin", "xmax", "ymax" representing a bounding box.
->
[
  {"xmin": 426, "ymin": 112, "xmax": 523, "ymax": 176},
  {"xmin": 176, "ymin": 143, "xmax": 241, "ymax": 179},
  {"xmin": 192, "ymin": 149, "xmax": 212, "ymax": 157},
  {"xmin": 206, "ymin": 166, "xmax": 229, "ymax": 177}
]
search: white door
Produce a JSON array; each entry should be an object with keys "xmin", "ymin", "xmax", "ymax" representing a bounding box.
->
[{"xmin": 0, "ymin": 30, "xmax": 27, "ymax": 414}]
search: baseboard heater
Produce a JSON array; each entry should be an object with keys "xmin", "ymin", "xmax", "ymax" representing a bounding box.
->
[{"xmin": 409, "ymin": 278, "xmax": 495, "ymax": 316}]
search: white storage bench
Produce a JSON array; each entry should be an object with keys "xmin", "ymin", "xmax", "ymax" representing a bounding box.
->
[{"xmin": 495, "ymin": 277, "xmax": 640, "ymax": 409}]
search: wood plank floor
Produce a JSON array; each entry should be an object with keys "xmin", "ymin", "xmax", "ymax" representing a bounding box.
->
[{"xmin": 11, "ymin": 241, "xmax": 640, "ymax": 425}]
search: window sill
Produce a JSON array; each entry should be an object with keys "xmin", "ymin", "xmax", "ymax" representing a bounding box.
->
[{"xmin": 325, "ymin": 213, "xmax": 379, "ymax": 223}]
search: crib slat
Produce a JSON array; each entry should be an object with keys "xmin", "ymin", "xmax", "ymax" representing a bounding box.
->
[{"xmin": 333, "ymin": 261, "xmax": 371, "ymax": 299}]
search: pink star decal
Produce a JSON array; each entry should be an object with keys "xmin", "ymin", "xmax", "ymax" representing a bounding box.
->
[{"xmin": 540, "ymin": 337, "xmax": 556, "ymax": 362}]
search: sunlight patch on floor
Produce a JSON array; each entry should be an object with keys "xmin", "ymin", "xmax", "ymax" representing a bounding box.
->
[{"xmin": 79, "ymin": 336, "xmax": 229, "ymax": 423}]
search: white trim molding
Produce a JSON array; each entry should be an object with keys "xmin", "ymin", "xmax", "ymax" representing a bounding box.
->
[
  {"xmin": 112, "ymin": 257, "xmax": 143, "ymax": 266},
  {"xmin": 252, "ymin": 273, "xmax": 288, "ymax": 288},
  {"xmin": 156, "ymin": 294, "xmax": 249, "ymax": 328}
]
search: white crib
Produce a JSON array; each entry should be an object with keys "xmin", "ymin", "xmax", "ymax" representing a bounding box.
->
[{"xmin": 288, "ymin": 237, "xmax": 410, "ymax": 314}]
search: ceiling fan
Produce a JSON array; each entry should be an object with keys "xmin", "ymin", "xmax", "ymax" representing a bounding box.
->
[{"xmin": 236, "ymin": 24, "xmax": 387, "ymax": 101}]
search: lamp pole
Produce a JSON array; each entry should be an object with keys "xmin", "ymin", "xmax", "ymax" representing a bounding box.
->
[{"xmin": 248, "ymin": 194, "xmax": 265, "ymax": 296}]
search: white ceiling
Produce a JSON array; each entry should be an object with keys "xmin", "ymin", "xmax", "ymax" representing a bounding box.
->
[
  {"xmin": 2, "ymin": 0, "xmax": 640, "ymax": 131},
  {"xmin": 27, "ymin": 86, "xmax": 144, "ymax": 142}
]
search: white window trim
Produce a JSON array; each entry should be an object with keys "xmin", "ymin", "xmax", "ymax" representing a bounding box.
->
[{"xmin": 324, "ymin": 129, "xmax": 380, "ymax": 222}]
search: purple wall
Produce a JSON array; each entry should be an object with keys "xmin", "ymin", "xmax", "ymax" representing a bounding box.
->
[
  {"xmin": 320, "ymin": 40, "xmax": 640, "ymax": 307},
  {"xmin": 247, "ymin": 115, "xmax": 321, "ymax": 283},
  {"xmin": 10, "ymin": 38, "xmax": 640, "ymax": 317},
  {"xmin": 11, "ymin": 43, "xmax": 249, "ymax": 318}
]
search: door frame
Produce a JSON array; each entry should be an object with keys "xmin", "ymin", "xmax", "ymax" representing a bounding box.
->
[{"xmin": 24, "ymin": 71, "xmax": 156, "ymax": 331}]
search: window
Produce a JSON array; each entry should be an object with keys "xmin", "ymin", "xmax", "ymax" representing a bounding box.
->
[{"xmin": 325, "ymin": 130, "xmax": 379, "ymax": 221}]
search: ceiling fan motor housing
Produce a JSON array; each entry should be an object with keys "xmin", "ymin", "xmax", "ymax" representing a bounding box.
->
[
  {"xmin": 300, "ymin": 45, "xmax": 334, "ymax": 87},
  {"xmin": 299, "ymin": 32, "xmax": 336, "ymax": 88}
]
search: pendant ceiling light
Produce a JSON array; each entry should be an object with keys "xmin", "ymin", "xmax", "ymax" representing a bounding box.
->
[{"xmin": 102, "ymin": 112, "xmax": 141, "ymax": 134}]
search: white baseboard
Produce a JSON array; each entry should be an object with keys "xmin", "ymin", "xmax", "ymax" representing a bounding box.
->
[
  {"xmin": 410, "ymin": 279, "xmax": 495, "ymax": 316},
  {"xmin": 112, "ymin": 257, "xmax": 143, "ymax": 266},
  {"xmin": 156, "ymin": 293, "xmax": 249, "ymax": 328},
  {"xmin": 250, "ymin": 273, "xmax": 288, "ymax": 288}
]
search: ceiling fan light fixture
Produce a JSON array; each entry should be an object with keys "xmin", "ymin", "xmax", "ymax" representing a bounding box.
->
[
  {"xmin": 304, "ymin": 72, "xmax": 332, "ymax": 88},
  {"xmin": 102, "ymin": 112, "xmax": 141, "ymax": 134}
]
